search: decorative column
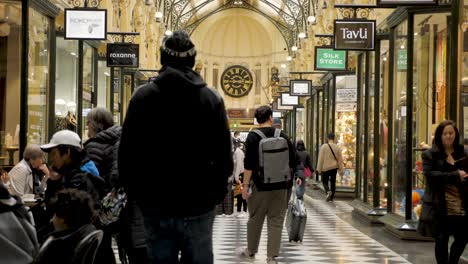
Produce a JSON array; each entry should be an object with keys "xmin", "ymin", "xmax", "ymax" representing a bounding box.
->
[{"xmin": 133, "ymin": 0, "xmax": 147, "ymax": 68}]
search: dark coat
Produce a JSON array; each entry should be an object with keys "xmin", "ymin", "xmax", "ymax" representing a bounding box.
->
[
  {"xmin": 118, "ymin": 64, "xmax": 233, "ymax": 217},
  {"xmin": 84, "ymin": 126, "xmax": 122, "ymax": 192},
  {"xmin": 33, "ymin": 224, "xmax": 96, "ymax": 264},
  {"xmin": 417, "ymin": 144, "xmax": 468, "ymax": 237}
]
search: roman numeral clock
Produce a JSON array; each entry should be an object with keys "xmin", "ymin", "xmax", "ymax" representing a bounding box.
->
[{"xmin": 220, "ymin": 65, "xmax": 253, "ymax": 97}]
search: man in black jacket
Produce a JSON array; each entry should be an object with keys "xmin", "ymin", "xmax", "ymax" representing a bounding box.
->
[{"xmin": 118, "ymin": 30, "xmax": 233, "ymax": 264}]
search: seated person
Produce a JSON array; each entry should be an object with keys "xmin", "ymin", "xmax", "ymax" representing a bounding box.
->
[
  {"xmin": 34, "ymin": 189, "xmax": 97, "ymax": 264},
  {"xmin": 8, "ymin": 144, "xmax": 49, "ymax": 198},
  {"xmin": 0, "ymin": 183, "xmax": 39, "ymax": 264}
]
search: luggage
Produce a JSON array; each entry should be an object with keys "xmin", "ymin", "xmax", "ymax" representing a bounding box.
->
[{"xmin": 286, "ymin": 197, "xmax": 307, "ymax": 242}]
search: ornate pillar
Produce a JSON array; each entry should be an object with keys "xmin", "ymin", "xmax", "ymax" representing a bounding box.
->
[{"xmin": 133, "ymin": 0, "xmax": 147, "ymax": 68}]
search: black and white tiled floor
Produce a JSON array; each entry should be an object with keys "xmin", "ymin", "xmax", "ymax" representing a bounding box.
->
[{"xmin": 115, "ymin": 198, "xmax": 411, "ymax": 264}]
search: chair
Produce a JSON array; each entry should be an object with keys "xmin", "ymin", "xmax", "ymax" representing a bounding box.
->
[{"xmin": 72, "ymin": 230, "xmax": 104, "ymax": 264}]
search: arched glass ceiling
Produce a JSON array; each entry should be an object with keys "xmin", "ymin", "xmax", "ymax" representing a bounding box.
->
[{"xmin": 155, "ymin": 0, "xmax": 317, "ymax": 53}]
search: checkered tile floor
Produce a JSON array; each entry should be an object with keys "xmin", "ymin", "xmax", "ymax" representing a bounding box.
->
[{"xmin": 115, "ymin": 198, "xmax": 411, "ymax": 264}]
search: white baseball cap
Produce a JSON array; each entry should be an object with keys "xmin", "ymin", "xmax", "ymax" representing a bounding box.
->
[{"xmin": 41, "ymin": 130, "xmax": 82, "ymax": 151}]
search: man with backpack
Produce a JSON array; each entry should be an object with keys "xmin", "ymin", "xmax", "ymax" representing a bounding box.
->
[{"xmin": 238, "ymin": 105, "xmax": 301, "ymax": 264}]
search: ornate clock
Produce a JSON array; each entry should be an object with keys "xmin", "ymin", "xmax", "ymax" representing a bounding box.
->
[{"xmin": 220, "ymin": 65, "xmax": 253, "ymax": 98}]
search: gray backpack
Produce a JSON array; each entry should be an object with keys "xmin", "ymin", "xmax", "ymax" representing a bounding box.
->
[{"xmin": 253, "ymin": 129, "xmax": 290, "ymax": 184}]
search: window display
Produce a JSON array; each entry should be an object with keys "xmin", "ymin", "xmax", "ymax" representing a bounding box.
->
[
  {"xmin": 378, "ymin": 40, "xmax": 390, "ymax": 208},
  {"xmin": 367, "ymin": 51, "xmax": 376, "ymax": 204},
  {"xmin": 55, "ymin": 37, "xmax": 78, "ymax": 133},
  {"xmin": 82, "ymin": 43, "xmax": 95, "ymax": 141},
  {"xmin": 97, "ymin": 60, "xmax": 110, "ymax": 108},
  {"xmin": 392, "ymin": 20, "xmax": 408, "ymax": 217},
  {"xmin": 296, "ymin": 107, "xmax": 305, "ymax": 142},
  {"xmin": 27, "ymin": 8, "xmax": 50, "ymax": 145},
  {"xmin": 358, "ymin": 54, "xmax": 366, "ymax": 199},
  {"xmin": 0, "ymin": 1, "xmax": 21, "ymax": 164}
]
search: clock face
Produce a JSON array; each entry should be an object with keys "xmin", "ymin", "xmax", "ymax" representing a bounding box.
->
[{"xmin": 220, "ymin": 66, "xmax": 253, "ymax": 98}]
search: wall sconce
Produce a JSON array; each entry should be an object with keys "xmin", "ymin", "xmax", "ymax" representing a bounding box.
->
[{"xmin": 155, "ymin": 11, "xmax": 163, "ymax": 23}]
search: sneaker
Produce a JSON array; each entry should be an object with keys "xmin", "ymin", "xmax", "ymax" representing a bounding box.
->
[
  {"xmin": 236, "ymin": 212, "xmax": 244, "ymax": 218},
  {"xmin": 236, "ymin": 247, "xmax": 254, "ymax": 259},
  {"xmin": 266, "ymin": 257, "xmax": 278, "ymax": 264},
  {"xmin": 326, "ymin": 191, "xmax": 332, "ymax": 202}
]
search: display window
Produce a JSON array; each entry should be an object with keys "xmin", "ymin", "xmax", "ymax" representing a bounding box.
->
[
  {"xmin": 462, "ymin": 0, "xmax": 468, "ymax": 140},
  {"xmin": 392, "ymin": 20, "xmax": 408, "ymax": 217},
  {"xmin": 327, "ymin": 79, "xmax": 334, "ymax": 134},
  {"xmin": 296, "ymin": 107, "xmax": 305, "ymax": 142},
  {"xmin": 378, "ymin": 40, "xmax": 390, "ymax": 208},
  {"xmin": 0, "ymin": 1, "xmax": 21, "ymax": 164},
  {"xmin": 81, "ymin": 42, "xmax": 95, "ymax": 141},
  {"xmin": 367, "ymin": 51, "xmax": 376, "ymax": 205},
  {"xmin": 55, "ymin": 37, "xmax": 78, "ymax": 133},
  {"xmin": 112, "ymin": 68, "xmax": 120, "ymax": 125},
  {"xmin": 358, "ymin": 54, "xmax": 366, "ymax": 199},
  {"xmin": 27, "ymin": 7, "xmax": 50, "ymax": 145},
  {"xmin": 97, "ymin": 60, "xmax": 110, "ymax": 109},
  {"xmin": 335, "ymin": 75, "xmax": 357, "ymax": 189},
  {"xmin": 410, "ymin": 13, "xmax": 449, "ymax": 220},
  {"xmin": 318, "ymin": 90, "xmax": 323, "ymax": 148}
]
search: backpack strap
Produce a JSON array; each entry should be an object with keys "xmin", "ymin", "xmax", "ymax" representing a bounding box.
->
[
  {"xmin": 253, "ymin": 129, "xmax": 267, "ymax": 139},
  {"xmin": 273, "ymin": 128, "xmax": 281, "ymax": 138}
]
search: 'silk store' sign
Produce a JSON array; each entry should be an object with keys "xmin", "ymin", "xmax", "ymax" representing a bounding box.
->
[
  {"xmin": 107, "ymin": 43, "xmax": 139, "ymax": 68},
  {"xmin": 334, "ymin": 20, "xmax": 376, "ymax": 51},
  {"xmin": 314, "ymin": 47, "xmax": 347, "ymax": 71}
]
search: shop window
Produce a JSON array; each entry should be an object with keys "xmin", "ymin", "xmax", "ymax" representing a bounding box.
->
[
  {"xmin": 82, "ymin": 43, "xmax": 95, "ymax": 141},
  {"xmin": 379, "ymin": 40, "xmax": 390, "ymax": 208},
  {"xmin": 358, "ymin": 54, "xmax": 366, "ymax": 200},
  {"xmin": 392, "ymin": 20, "xmax": 408, "ymax": 217},
  {"xmin": 461, "ymin": 1, "xmax": 468, "ymax": 141},
  {"xmin": 27, "ymin": 7, "xmax": 50, "ymax": 145},
  {"xmin": 411, "ymin": 13, "xmax": 450, "ymax": 220},
  {"xmin": 367, "ymin": 51, "xmax": 376, "ymax": 205},
  {"xmin": 0, "ymin": 1, "xmax": 21, "ymax": 165},
  {"xmin": 296, "ymin": 107, "xmax": 305, "ymax": 142},
  {"xmin": 97, "ymin": 60, "xmax": 110, "ymax": 109},
  {"xmin": 335, "ymin": 75, "xmax": 357, "ymax": 189},
  {"xmin": 55, "ymin": 37, "xmax": 78, "ymax": 133},
  {"xmin": 112, "ymin": 68, "xmax": 120, "ymax": 125}
]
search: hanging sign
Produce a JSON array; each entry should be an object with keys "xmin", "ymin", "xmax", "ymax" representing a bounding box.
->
[
  {"xmin": 397, "ymin": 49, "xmax": 407, "ymax": 71},
  {"xmin": 290, "ymin": 80, "xmax": 312, "ymax": 96},
  {"xmin": 273, "ymin": 111, "xmax": 282, "ymax": 118},
  {"xmin": 281, "ymin": 93, "xmax": 299, "ymax": 106},
  {"xmin": 377, "ymin": 0, "xmax": 437, "ymax": 6},
  {"xmin": 107, "ymin": 43, "xmax": 139, "ymax": 68},
  {"xmin": 334, "ymin": 20, "xmax": 376, "ymax": 51},
  {"xmin": 64, "ymin": 9, "xmax": 107, "ymax": 40},
  {"xmin": 277, "ymin": 98, "xmax": 294, "ymax": 110},
  {"xmin": 336, "ymin": 103, "xmax": 357, "ymax": 112},
  {"xmin": 336, "ymin": 88, "xmax": 357, "ymax": 102},
  {"xmin": 315, "ymin": 47, "xmax": 347, "ymax": 71}
]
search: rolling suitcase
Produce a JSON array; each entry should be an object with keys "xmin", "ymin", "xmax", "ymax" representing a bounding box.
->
[{"xmin": 286, "ymin": 197, "xmax": 307, "ymax": 242}]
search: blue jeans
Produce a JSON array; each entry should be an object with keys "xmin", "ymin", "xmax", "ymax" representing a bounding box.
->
[{"xmin": 143, "ymin": 210, "xmax": 215, "ymax": 264}]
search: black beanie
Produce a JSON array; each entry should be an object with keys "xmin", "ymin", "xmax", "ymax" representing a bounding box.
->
[{"xmin": 160, "ymin": 30, "xmax": 196, "ymax": 68}]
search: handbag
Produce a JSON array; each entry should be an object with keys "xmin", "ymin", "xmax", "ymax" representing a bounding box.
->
[{"xmin": 304, "ymin": 166, "xmax": 313, "ymax": 178}]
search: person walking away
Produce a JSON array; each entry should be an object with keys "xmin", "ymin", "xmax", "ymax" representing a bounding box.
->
[
  {"xmin": 417, "ymin": 120, "xmax": 468, "ymax": 264},
  {"xmin": 118, "ymin": 30, "xmax": 233, "ymax": 264},
  {"xmin": 316, "ymin": 133, "xmax": 344, "ymax": 202},
  {"xmin": 0, "ymin": 183, "xmax": 38, "ymax": 264},
  {"xmin": 295, "ymin": 140, "xmax": 313, "ymax": 199},
  {"xmin": 238, "ymin": 105, "xmax": 301, "ymax": 264},
  {"xmin": 232, "ymin": 139, "xmax": 247, "ymax": 217}
]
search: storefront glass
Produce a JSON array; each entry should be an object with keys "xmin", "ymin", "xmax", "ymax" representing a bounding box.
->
[
  {"xmin": 0, "ymin": 1, "xmax": 21, "ymax": 164},
  {"xmin": 367, "ymin": 51, "xmax": 376, "ymax": 204},
  {"xmin": 358, "ymin": 54, "xmax": 366, "ymax": 199},
  {"xmin": 392, "ymin": 20, "xmax": 408, "ymax": 217},
  {"xmin": 55, "ymin": 37, "xmax": 78, "ymax": 133},
  {"xmin": 328, "ymin": 79, "xmax": 334, "ymax": 134},
  {"xmin": 411, "ymin": 13, "xmax": 449, "ymax": 220},
  {"xmin": 318, "ymin": 90, "xmax": 323, "ymax": 147},
  {"xmin": 27, "ymin": 7, "xmax": 50, "ymax": 145},
  {"xmin": 113, "ymin": 68, "xmax": 120, "ymax": 125},
  {"xmin": 335, "ymin": 75, "xmax": 357, "ymax": 189},
  {"xmin": 122, "ymin": 73, "xmax": 132, "ymax": 120},
  {"xmin": 296, "ymin": 107, "xmax": 306, "ymax": 142},
  {"xmin": 82, "ymin": 43, "xmax": 95, "ymax": 141},
  {"xmin": 379, "ymin": 40, "xmax": 390, "ymax": 208},
  {"xmin": 97, "ymin": 60, "xmax": 110, "ymax": 109},
  {"xmin": 463, "ymin": 6, "xmax": 468, "ymax": 139}
]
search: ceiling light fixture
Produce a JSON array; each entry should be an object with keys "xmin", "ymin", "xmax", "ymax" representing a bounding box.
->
[
  {"xmin": 287, "ymin": 56, "xmax": 292, "ymax": 61},
  {"xmin": 155, "ymin": 11, "xmax": 163, "ymax": 23},
  {"xmin": 291, "ymin": 46, "xmax": 298, "ymax": 52},
  {"xmin": 298, "ymin": 32, "xmax": 306, "ymax": 39},
  {"xmin": 165, "ymin": 30, "xmax": 173, "ymax": 36},
  {"xmin": 307, "ymin": 15, "xmax": 316, "ymax": 24},
  {"xmin": 281, "ymin": 64, "xmax": 287, "ymax": 69}
]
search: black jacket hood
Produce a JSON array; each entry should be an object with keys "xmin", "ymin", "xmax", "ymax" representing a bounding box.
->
[{"xmin": 157, "ymin": 64, "xmax": 206, "ymax": 91}]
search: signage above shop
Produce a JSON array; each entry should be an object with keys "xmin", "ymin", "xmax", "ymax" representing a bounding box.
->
[
  {"xmin": 377, "ymin": 0, "xmax": 437, "ymax": 6},
  {"xmin": 64, "ymin": 9, "xmax": 107, "ymax": 40},
  {"xmin": 107, "ymin": 43, "xmax": 139, "ymax": 68},
  {"xmin": 290, "ymin": 80, "xmax": 311, "ymax": 96},
  {"xmin": 281, "ymin": 93, "xmax": 299, "ymax": 106},
  {"xmin": 334, "ymin": 20, "xmax": 376, "ymax": 51},
  {"xmin": 336, "ymin": 103, "xmax": 357, "ymax": 112},
  {"xmin": 277, "ymin": 98, "xmax": 294, "ymax": 110},
  {"xmin": 397, "ymin": 49, "xmax": 407, "ymax": 71},
  {"xmin": 314, "ymin": 47, "xmax": 347, "ymax": 71},
  {"xmin": 336, "ymin": 88, "xmax": 357, "ymax": 102},
  {"xmin": 273, "ymin": 111, "xmax": 282, "ymax": 118}
]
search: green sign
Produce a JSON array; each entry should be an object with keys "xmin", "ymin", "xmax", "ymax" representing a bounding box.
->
[
  {"xmin": 397, "ymin": 49, "xmax": 407, "ymax": 71},
  {"xmin": 315, "ymin": 47, "xmax": 347, "ymax": 71}
]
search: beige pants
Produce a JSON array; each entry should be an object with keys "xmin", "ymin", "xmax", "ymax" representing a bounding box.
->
[{"xmin": 247, "ymin": 185, "xmax": 288, "ymax": 258}]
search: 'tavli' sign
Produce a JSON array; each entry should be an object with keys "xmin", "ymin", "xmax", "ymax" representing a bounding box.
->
[
  {"xmin": 314, "ymin": 47, "xmax": 347, "ymax": 71},
  {"xmin": 334, "ymin": 20, "xmax": 376, "ymax": 51}
]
